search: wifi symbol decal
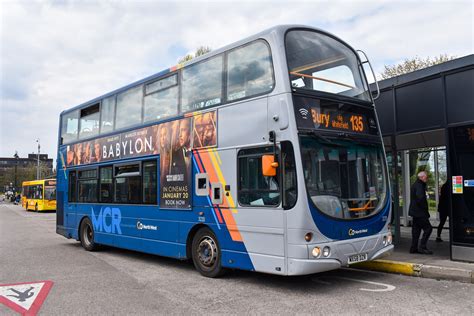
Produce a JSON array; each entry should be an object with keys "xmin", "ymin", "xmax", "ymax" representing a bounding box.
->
[{"xmin": 299, "ymin": 108, "xmax": 309, "ymax": 119}]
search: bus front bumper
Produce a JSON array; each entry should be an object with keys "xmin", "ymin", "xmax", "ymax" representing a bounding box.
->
[
  {"xmin": 288, "ymin": 258, "xmax": 342, "ymax": 275},
  {"xmin": 287, "ymin": 243, "xmax": 394, "ymax": 276},
  {"xmin": 288, "ymin": 233, "xmax": 394, "ymax": 275}
]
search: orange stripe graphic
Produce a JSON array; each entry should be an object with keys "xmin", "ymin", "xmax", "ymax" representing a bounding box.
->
[{"xmin": 198, "ymin": 150, "xmax": 242, "ymax": 242}]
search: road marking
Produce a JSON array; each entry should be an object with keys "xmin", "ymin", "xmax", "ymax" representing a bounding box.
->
[
  {"xmin": 311, "ymin": 278, "xmax": 331, "ymax": 285},
  {"xmin": 334, "ymin": 277, "xmax": 396, "ymax": 292},
  {"xmin": 312, "ymin": 276, "xmax": 395, "ymax": 292},
  {"xmin": 0, "ymin": 281, "xmax": 54, "ymax": 315}
]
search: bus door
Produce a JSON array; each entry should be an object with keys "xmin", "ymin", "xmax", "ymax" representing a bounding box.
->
[
  {"xmin": 29, "ymin": 184, "xmax": 43, "ymax": 210},
  {"xmin": 66, "ymin": 170, "xmax": 77, "ymax": 229}
]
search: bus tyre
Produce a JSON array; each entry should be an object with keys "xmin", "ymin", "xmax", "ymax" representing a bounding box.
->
[
  {"xmin": 192, "ymin": 227, "xmax": 225, "ymax": 278},
  {"xmin": 80, "ymin": 218, "xmax": 99, "ymax": 251}
]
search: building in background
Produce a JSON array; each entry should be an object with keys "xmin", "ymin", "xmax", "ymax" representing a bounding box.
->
[
  {"xmin": 373, "ymin": 54, "xmax": 474, "ymax": 262},
  {"xmin": 0, "ymin": 153, "xmax": 54, "ymax": 193}
]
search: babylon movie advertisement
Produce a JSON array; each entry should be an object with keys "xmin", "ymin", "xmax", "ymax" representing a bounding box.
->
[{"xmin": 64, "ymin": 110, "xmax": 217, "ymax": 209}]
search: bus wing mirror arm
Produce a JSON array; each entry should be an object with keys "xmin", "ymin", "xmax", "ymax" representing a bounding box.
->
[
  {"xmin": 262, "ymin": 131, "xmax": 279, "ymax": 177},
  {"xmin": 269, "ymin": 130, "xmax": 278, "ymax": 161}
]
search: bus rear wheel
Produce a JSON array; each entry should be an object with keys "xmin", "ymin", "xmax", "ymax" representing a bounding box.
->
[
  {"xmin": 191, "ymin": 227, "xmax": 225, "ymax": 278},
  {"xmin": 80, "ymin": 218, "xmax": 99, "ymax": 251}
]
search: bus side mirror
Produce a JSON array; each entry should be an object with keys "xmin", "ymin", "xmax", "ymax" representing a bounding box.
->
[{"xmin": 262, "ymin": 155, "xmax": 278, "ymax": 177}]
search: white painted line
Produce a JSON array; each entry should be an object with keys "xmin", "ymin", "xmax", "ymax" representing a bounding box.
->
[
  {"xmin": 334, "ymin": 277, "xmax": 396, "ymax": 292},
  {"xmin": 311, "ymin": 278, "xmax": 331, "ymax": 285}
]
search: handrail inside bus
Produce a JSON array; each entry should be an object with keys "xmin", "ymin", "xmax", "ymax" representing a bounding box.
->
[
  {"xmin": 290, "ymin": 71, "xmax": 355, "ymax": 89},
  {"xmin": 348, "ymin": 200, "xmax": 375, "ymax": 212},
  {"xmin": 290, "ymin": 55, "xmax": 346, "ymax": 73}
]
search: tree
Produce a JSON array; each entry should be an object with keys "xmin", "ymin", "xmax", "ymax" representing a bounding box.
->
[
  {"xmin": 380, "ymin": 54, "xmax": 456, "ymax": 79},
  {"xmin": 0, "ymin": 159, "xmax": 52, "ymax": 193},
  {"xmin": 177, "ymin": 46, "xmax": 212, "ymax": 64}
]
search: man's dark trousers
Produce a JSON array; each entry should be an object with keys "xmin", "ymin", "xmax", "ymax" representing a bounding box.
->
[{"xmin": 411, "ymin": 216, "xmax": 433, "ymax": 251}]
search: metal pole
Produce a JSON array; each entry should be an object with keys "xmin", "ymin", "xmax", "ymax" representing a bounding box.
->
[
  {"xmin": 403, "ymin": 150, "xmax": 411, "ymax": 226},
  {"xmin": 36, "ymin": 139, "xmax": 40, "ymax": 180},
  {"xmin": 14, "ymin": 164, "xmax": 17, "ymax": 192},
  {"xmin": 391, "ymin": 135, "xmax": 401, "ymax": 245},
  {"xmin": 434, "ymin": 149, "xmax": 439, "ymax": 221},
  {"xmin": 14, "ymin": 152, "xmax": 18, "ymax": 192}
]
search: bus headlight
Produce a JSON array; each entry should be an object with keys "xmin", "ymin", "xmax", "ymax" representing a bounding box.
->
[
  {"xmin": 312, "ymin": 247, "xmax": 321, "ymax": 258},
  {"xmin": 382, "ymin": 236, "xmax": 387, "ymax": 246},
  {"xmin": 387, "ymin": 233, "xmax": 392, "ymax": 245},
  {"xmin": 322, "ymin": 246, "xmax": 331, "ymax": 257}
]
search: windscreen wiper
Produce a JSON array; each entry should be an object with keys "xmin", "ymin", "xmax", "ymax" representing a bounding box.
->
[
  {"xmin": 337, "ymin": 132, "xmax": 382, "ymax": 145},
  {"xmin": 300, "ymin": 130, "xmax": 336, "ymax": 145}
]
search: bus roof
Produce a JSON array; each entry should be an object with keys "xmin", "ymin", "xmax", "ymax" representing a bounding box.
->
[
  {"xmin": 22, "ymin": 179, "xmax": 56, "ymax": 186},
  {"xmin": 60, "ymin": 24, "xmax": 352, "ymax": 116}
]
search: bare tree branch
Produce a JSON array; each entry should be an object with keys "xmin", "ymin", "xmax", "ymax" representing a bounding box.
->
[{"xmin": 380, "ymin": 54, "xmax": 456, "ymax": 79}]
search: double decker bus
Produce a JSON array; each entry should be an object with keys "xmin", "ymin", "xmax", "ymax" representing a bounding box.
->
[
  {"xmin": 22, "ymin": 179, "xmax": 57, "ymax": 211},
  {"xmin": 56, "ymin": 25, "xmax": 392, "ymax": 277}
]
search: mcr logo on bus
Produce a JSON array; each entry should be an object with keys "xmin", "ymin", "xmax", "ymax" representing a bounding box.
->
[{"xmin": 91, "ymin": 207, "xmax": 122, "ymax": 235}]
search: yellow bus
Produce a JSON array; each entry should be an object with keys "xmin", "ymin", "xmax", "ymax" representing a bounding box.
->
[{"xmin": 22, "ymin": 179, "xmax": 57, "ymax": 211}]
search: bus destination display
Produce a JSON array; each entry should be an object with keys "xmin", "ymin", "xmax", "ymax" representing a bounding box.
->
[
  {"xmin": 311, "ymin": 108, "xmax": 368, "ymax": 133},
  {"xmin": 294, "ymin": 96, "xmax": 378, "ymax": 135}
]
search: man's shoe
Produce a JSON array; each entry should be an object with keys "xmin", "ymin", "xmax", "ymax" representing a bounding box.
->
[
  {"xmin": 436, "ymin": 237, "xmax": 443, "ymax": 242},
  {"xmin": 409, "ymin": 249, "xmax": 420, "ymax": 254},
  {"xmin": 420, "ymin": 248, "xmax": 433, "ymax": 255}
]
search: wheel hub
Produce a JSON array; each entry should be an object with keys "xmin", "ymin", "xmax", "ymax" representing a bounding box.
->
[
  {"xmin": 84, "ymin": 224, "xmax": 92, "ymax": 246},
  {"xmin": 197, "ymin": 237, "xmax": 217, "ymax": 267}
]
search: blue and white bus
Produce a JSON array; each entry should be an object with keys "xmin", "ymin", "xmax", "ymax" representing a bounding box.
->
[{"xmin": 56, "ymin": 25, "xmax": 392, "ymax": 277}]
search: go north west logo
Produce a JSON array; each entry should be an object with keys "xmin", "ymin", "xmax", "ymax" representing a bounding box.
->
[
  {"xmin": 91, "ymin": 207, "xmax": 122, "ymax": 234},
  {"xmin": 136, "ymin": 221, "xmax": 158, "ymax": 231},
  {"xmin": 348, "ymin": 228, "xmax": 368, "ymax": 236}
]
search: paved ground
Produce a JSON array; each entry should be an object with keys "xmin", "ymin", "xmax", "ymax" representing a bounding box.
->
[
  {"xmin": 1, "ymin": 202, "xmax": 474, "ymax": 315},
  {"xmin": 387, "ymin": 226, "xmax": 474, "ymax": 270}
]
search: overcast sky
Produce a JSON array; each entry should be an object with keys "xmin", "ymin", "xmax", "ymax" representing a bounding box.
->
[{"xmin": 1, "ymin": 0, "xmax": 472, "ymax": 164}]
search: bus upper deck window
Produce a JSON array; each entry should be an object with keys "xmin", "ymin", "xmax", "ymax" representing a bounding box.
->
[
  {"xmin": 115, "ymin": 86, "xmax": 143, "ymax": 130},
  {"xmin": 181, "ymin": 55, "xmax": 223, "ymax": 112},
  {"xmin": 285, "ymin": 30, "xmax": 371, "ymax": 101},
  {"xmin": 79, "ymin": 103, "xmax": 100, "ymax": 139},
  {"xmin": 227, "ymin": 41, "xmax": 274, "ymax": 101},
  {"xmin": 61, "ymin": 110, "xmax": 79, "ymax": 144},
  {"xmin": 144, "ymin": 74, "xmax": 179, "ymax": 123},
  {"xmin": 100, "ymin": 96, "xmax": 116, "ymax": 134}
]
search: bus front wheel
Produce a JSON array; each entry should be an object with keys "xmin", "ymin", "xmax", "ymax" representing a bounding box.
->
[
  {"xmin": 80, "ymin": 218, "xmax": 99, "ymax": 251},
  {"xmin": 191, "ymin": 227, "xmax": 225, "ymax": 278}
]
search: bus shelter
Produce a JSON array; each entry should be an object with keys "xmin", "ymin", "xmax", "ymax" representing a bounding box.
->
[{"xmin": 373, "ymin": 54, "xmax": 474, "ymax": 262}]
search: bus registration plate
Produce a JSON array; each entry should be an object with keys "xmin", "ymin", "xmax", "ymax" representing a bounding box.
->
[{"xmin": 348, "ymin": 253, "xmax": 368, "ymax": 264}]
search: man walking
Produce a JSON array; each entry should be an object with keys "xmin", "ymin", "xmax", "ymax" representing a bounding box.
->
[{"xmin": 409, "ymin": 171, "xmax": 433, "ymax": 254}]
